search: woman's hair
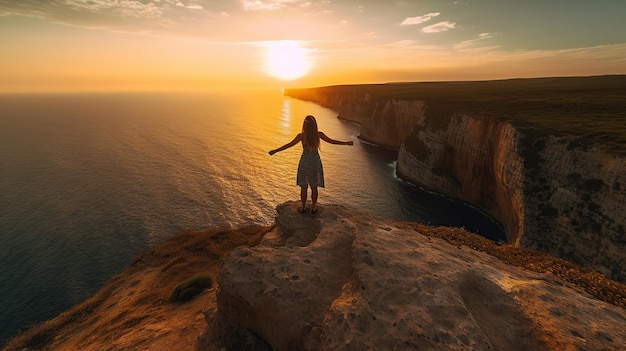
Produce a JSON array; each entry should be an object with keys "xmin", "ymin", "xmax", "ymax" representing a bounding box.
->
[{"xmin": 302, "ymin": 115, "xmax": 320, "ymax": 150}]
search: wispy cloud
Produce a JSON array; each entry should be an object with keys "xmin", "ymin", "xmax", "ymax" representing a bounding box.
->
[
  {"xmin": 389, "ymin": 40, "xmax": 418, "ymax": 46},
  {"xmin": 176, "ymin": 2, "xmax": 204, "ymax": 10},
  {"xmin": 422, "ymin": 21, "xmax": 456, "ymax": 33},
  {"xmin": 0, "ymin": 0, "xmax": 213, "ymax": 34},
  {"xmin": 379, "ymin": 40, "xmax": 444, "ymax": 54},
  {"xmin": 0, "ymin": 0, "xmax": 172, "ymax": 21},
  {"xmin": 240, "ymin": 0, "xmax": 304, "ymax": 11},
  {"xmin": 63, "ymin": 0, "xmax": 166, "ymax": 19},
  {"xmin": 400, "ymin": 13, "xmax": 440, "ymax": 25},
  {"xmin": 0, "ymin": 0, "xmax": 208, "ymax": 21},
  {"xmin": 455, "ymin": 32, "xmax": 492, "ymax": 48}
]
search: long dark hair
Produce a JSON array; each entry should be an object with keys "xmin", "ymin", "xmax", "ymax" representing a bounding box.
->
[{"xmin": 302, "ymin": 115, "xmax": 320, "ymax": 150}]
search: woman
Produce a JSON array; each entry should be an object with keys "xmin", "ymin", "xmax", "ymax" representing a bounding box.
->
[{"xmin": 269, "ymin": 115, "xmax": 353, "ymax": 214}]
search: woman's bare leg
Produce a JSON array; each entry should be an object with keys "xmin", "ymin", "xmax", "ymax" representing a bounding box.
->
[
  {"xmin": 311, "ymin": 187, "xmax": 318, "ymax": 211},
  {"xmin": 300, "ymin": 186, "xmax": 308, "ymax": 210}
]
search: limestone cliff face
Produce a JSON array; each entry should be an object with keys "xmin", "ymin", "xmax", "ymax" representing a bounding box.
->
[
  {"xmin": 284, "ymin": 85, "xmax": 626, "ymax": 282},
  {"xmin": 398, "ymin": 116, "xmax": 626, "ymax": 281},
  {"xmin": 520, "ymin": 136, "xmax": 626, "ymax": 280},
  {"xmin": 397, "ymin": 113, "xmax": 525, "ymax": 246}
]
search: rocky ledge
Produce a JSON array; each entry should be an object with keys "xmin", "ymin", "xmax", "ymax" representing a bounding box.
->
[{"xmin": 204, "ymin": 202, "xmax": 626, "ymax": 351}]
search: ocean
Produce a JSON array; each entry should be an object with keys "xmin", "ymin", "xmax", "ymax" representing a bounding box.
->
[{"xmin": 0, "ymin": 89, "xmax": 503, "ymax": 345}]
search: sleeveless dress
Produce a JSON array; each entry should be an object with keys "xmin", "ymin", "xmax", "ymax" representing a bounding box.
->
[{"xmin": 297, "ymin": 145, "xmax": 325, "ymax": 188}]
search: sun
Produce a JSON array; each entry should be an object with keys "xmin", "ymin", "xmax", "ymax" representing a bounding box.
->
[{"xmin": 264, "ymin": 41, "xmax": 312, "ymax": 81}]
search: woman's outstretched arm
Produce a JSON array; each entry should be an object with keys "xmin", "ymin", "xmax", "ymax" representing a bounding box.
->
[
  {"xmin": 319, "ymin": 131, "xmax": 354, "ymax": 145},
  {"xmin": 269, "ymin": 133, "xmax": 302, "ymax": 155}
]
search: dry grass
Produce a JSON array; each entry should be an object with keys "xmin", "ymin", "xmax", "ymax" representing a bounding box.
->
[{"xmin": 405, "ymin": 221, "xmax": 626, "ymax": 308}]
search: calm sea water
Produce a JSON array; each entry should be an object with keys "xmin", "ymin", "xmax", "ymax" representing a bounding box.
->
[{"xmin": 0, "ymin": 90, "xmax": 503, "ymax": 345}]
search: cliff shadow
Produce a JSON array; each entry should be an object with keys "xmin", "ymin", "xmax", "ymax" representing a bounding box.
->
[{"xmin": 457, "ymin": 270, "xmax": 547, "ymax": 351}]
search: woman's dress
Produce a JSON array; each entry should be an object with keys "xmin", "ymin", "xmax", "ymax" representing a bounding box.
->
[{"xmin": 297, "ymin": 145, "xmax": 324, "ymax": 188}]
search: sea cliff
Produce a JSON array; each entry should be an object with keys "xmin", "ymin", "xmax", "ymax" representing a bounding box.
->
[{"xmin": 284, "ymin": 76, "xmax": 626, "ymax": 282}]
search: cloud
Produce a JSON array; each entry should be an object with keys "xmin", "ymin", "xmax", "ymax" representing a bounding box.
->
[
  {"xmin": 0, "ymin": 1, "xmax": 168, "ymax": 21},
  {"xmin": 64, "ymin": 0, "xmax": 165, "ymax": 19},
  {"xmin": 0, "ymin": 0, "xmax": 208, "ymax": 23},
  {"xmin": 400, "ymin": 13, "xmax": 440, "ymax": 25},
  {"xmin": 0, "ymin": 0, "xmax": 220, "ymax": 35},
  {"xmin": 240, "ymin": 0, "xmax": 303, "ymax": 11},
  {"xmin": 422, "ymin": 21, "xmax": 456, "ymax": 33},
  {"xmin": 455, "ymin": 32, "xmax": 493, "ymax": 48},
  {"xmin": 176, "ymin": 2, "xmax": 204, "ymax": 10}
]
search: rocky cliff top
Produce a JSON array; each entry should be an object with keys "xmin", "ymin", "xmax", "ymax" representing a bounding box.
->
[
  {"xmin": 4, "ymin": 202, "xmax": 625, "ymax": 350},
  {"xmin": 211, "ymin": 202, "xmax": 626, "ymax": 351}
]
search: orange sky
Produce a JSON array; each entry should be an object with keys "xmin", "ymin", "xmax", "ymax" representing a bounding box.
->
[{"xmin": 1, "ymin": 1, "xmax": 625, "ymax": 92}]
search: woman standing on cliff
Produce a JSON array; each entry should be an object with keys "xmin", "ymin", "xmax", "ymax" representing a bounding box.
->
[{"xmin": 269, "ymin": 115, "xmax": 353, "ymax": 214}]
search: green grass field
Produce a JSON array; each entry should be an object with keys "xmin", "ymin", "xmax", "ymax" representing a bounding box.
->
[{"xmin": 295, "ymin": 75, "xmax": 626, "ymax": 154}]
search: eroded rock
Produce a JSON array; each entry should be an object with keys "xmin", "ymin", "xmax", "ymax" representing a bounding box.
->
[{"xmin": 214, "ymin": 202, "xmax": 626, "ymax": 350}]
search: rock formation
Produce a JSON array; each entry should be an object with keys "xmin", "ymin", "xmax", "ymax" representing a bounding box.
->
[
  {"xmin": 4, "ymin": 203, "xmax": 624, "ymax": 350},
  {"xmin": 284, "ymin": 76, "xmax": 626, "ymax": 282},
  {"xmin": 211, "ymin": 202, "xmax": 626, "ymax": 351}
]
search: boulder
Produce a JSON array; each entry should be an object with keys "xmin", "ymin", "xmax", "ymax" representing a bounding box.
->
[{"xmin": 215, "ymin": 202, "xmax": 626, "ymax": 350}]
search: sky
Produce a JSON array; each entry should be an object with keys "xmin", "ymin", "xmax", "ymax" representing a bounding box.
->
[{"xmin": 1, "ymin": 0, "xmax": 625, "ymax": 92}]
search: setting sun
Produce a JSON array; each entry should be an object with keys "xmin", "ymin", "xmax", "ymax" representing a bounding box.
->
[{"xmin": 264, "ymin": 41, "xmax": 312, "ymax": 81}]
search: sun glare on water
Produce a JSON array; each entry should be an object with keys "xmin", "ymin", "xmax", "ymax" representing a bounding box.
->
[{"xmin": 264, "ymin": 41, "xmax": 312, "ymax": 81}]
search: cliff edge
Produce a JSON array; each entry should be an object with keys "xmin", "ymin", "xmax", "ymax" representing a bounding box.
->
[
  {"xmin": 3, "ymin": 202, "xmax": 625, "ymax": 350},
  {"xmin": 205, "ymin": 202, "xmax": 625, "ymax": 350},
  {"xmin": 285, "ymin": 76, "xmax": 626, "ymax": 282}
]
